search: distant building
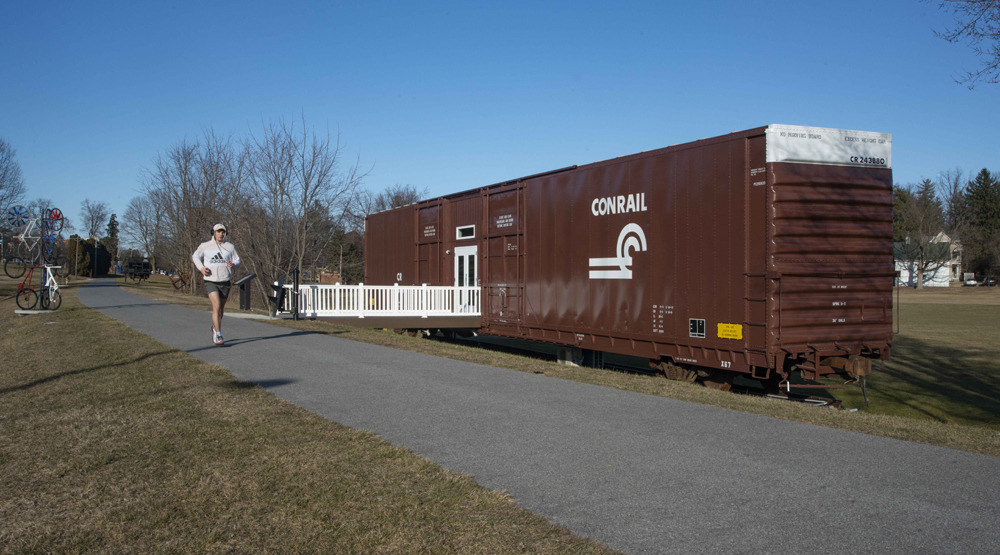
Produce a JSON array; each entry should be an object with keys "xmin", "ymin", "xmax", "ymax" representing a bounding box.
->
[
  {"xmin": 894, "ymin": 231, "xmax": 961, "ymax": 287},
  {"xmin": 318, "ymin": 269, "xmax": 342, "ymax": 284}
]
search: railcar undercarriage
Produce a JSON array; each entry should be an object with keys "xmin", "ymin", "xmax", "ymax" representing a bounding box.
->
[{"xmin": 648, "ymin": 348, "xmax": 883, "ymax": 405}]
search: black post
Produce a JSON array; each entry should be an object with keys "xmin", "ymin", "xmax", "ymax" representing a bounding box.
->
[
  {"xmin": 240, "ymin": 280, "xmax": 251, "ymax": 310},
  {"xmin": 233, "ymin": 273, "xmax": 257, "ymax": 311},
  {"xmin": 292, "ymin": 268, "xmax": 300, "ymax": 320}
]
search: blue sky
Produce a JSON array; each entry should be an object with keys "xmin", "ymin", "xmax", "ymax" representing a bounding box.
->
[{"xmin": 2, "ymin": 0, "xmax": 997, "ymax": 234}]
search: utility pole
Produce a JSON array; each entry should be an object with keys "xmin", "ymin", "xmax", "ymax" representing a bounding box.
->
[{"xmin": 339, "ymin": 244, "xmax": 343, "ymax": 282}]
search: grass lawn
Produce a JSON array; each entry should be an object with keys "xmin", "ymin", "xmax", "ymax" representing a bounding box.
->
[
  {"xmin": 830, "ymin": 287, "xmax": 1000, "ymax": 427},
  {"xmin": 0, "ymin": 275, "xmax": 618, "ymax": 554},
  {"xmin": 119, "ymin": 275, "xmax": 1000, "ymax": 457}
]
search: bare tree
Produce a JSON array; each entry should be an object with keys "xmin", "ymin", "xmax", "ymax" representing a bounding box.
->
[
  {"xmin": 80, "ymin": 199, "xmax": 110, "ymax": 277},
  {"xmin": 28, "ymin": 198, "xmax": 54, "ymax": 218},
  {"xmin": 894, "ymin": 180, "xmax": 952, "ymax": 287},
  {"xmin": 80, "ymin": 199, "xmax": 110, "ymax": 240},
  {"xmin": 141, "ymin": 138, "xmax": 212, "ymax": 293},
  {"xmin": 240, "ymin": 116, "xmax": 368, "ymax": 301},
  {"xmin": 348, "ymin": 183, "xmax": 427, "ymax": 235},
  {"xmin": 138, "ymin": 129, "xmax": 252, "ymax": 292},
  {"xmin": 122, "ymin": 195, "xmax": 163, "ymax": 271},
  {"xmin": 933, "ymin": 0, "xmax": 1000, "ymax": 87},
  {"xmin": 373, "ymin": 183, "xmax": 427, "ymax": 212},
  {"xmin": 0, "ymin": 138, "xmax": 27, "ymax": 214},
  {"xmin": 938, "ymin": 168, "xmax": 969, "ymax": 241},
  {"xmin": 132, "ymin": 118, "xmax": 369, "ymax": 306}
]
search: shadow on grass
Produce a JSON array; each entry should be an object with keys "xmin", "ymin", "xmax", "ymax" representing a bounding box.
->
[
  {"xmin": 875, "ymin": 334, "xmax": 1000, "ymax": 424},
  {"xmin": 0, "ymin": 349, "xmax": 174, "ymax": 395}
]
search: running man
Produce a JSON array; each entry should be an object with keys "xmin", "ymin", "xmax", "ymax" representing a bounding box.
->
[{"xmin": 192, "ymin": 223, "xmax": 241, "ymax": 345}]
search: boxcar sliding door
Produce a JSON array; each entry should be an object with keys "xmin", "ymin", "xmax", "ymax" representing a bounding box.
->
[{"xmin": 484, "ymin": 186, "xmax": 525, "ymax": 326}]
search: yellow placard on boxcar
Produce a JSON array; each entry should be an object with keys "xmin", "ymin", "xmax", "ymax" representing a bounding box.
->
[{"xmin": 717, "ymin": 323, "xmax": 743, "ymax": 340}]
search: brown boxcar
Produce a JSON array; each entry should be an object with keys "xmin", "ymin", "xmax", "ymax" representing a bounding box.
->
[{"xmin": 365, "ymin": 125, "xmax": 894, "ymax": 387}]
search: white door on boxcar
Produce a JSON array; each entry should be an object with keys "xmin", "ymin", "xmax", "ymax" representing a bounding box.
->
[{"xmin": 454, "ymin": 245, "xmax": 478, "ymax": 313}]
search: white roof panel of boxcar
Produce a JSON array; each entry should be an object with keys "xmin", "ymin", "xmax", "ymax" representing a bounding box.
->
[{"xmin": 766, "ymin": 124, "xmax": 892, "ymax": 169}]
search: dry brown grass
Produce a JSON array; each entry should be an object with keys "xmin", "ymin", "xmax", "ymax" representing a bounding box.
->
[
  {"xmin": 895, "ymin": 284, "xmax": 1000, "ymax": 305},
  {"xmin": 0, "ymin": 276, "xmax": 618, "ymax": 554}
]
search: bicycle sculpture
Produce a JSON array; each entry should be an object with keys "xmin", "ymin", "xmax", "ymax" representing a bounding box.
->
[
  {"xmin": 4, "ymin": 205, "xmax": 68, "ymax": 279},
  {"xmin": 4, "ymin": 205, "xmax": 66, "ymax": 310},
  {"xmin": 8, "ymin": 263, "xmax": 62, "ymax": 310}
]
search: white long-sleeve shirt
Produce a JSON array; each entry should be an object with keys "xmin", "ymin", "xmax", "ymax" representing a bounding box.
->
[{"xmin": 192, "ymin": 239, "xmax": 241, "ymax": 282}]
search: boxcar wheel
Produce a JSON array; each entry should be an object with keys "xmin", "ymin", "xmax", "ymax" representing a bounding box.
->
[
  {"xmin": 650, "ymin": 359, "xmax": 698, "ymax": 383},
  {"xmin": 698, "ymin": 368, "xmax": 736, "ymax": 391}
]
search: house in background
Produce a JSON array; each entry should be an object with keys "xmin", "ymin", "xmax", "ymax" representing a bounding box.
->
[{"xmin": 894, "ymin": 231, "xmax": 962, "ymax": 287}]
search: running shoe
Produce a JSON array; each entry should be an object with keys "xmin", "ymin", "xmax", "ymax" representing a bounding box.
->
[{"xmin": 216, "ymin": 332, "xmax": 224, "ymax": 346}]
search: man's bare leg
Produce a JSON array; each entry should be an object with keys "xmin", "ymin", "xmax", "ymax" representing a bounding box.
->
[{"xmin": 209, "ymin": 291, "xmax": 223, "ymax": 333}]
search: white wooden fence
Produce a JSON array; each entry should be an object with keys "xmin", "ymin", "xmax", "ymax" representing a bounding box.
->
[{"xmin": 278, "ymin": 283, "xmax": 481, "ymax": 318}]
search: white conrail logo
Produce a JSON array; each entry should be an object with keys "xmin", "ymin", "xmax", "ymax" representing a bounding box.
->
[{"xmin": 589, "ymin": 223, "xmax": 647, "ymax": 279}]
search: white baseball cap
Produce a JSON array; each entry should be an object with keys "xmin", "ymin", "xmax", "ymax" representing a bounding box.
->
[{"xmin": 213, "ymin": 223, "xmax": 228, "ymax": 233}]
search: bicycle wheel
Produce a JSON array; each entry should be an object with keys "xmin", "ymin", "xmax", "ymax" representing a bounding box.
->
[
  {"xmin": 15, "ymin": 288, "xmax": 38, "ymax": 310},
  {"xmin": 4, "ymin": 257, "xmax": 26, "ymax": 279},
  {"xmin": 17, "ymin": 242, "xmax": 41, "ymax": 266},
  {"xmin": 5, "ymin": 205, "xmax": 30, "ymax": 229},
  {"xmin": 39, "ymin": 288, "xmax": 62, "ymax": 310},
  {"xmin": 47, "ymin": 208, "xmax": 64, "ymax": 232},
  {"xmin": 42, "ymin": 244, "xmax": 62, "ymax": 266},
  {"xmin": 52, "ymin": 256, "xmax": 70, "ymax": 278}
]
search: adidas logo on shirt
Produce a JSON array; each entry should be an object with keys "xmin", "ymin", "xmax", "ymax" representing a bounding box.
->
[{"xmin": 210, "ymin": 253, "xmax": 225, "ymax": 263}]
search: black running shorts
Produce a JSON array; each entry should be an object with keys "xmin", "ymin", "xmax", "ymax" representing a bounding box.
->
[{"xmin": 205, "ymin": 280, "xmax": 232, "ymax": 299}]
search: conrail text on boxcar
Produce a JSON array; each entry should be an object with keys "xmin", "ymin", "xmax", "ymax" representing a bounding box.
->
[{"xmin": 591, "ymin": 193, "xmax": 648, "ymax": 216}]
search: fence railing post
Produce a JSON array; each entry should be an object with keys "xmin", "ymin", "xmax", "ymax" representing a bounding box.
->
[
  {"xmin": 292, "ymin": 269, "xmax": 300, "ymax": 320},
  {"xmin": 421, "ymin": 283, "xmax": 428, "ymax": 318},
  {"xmin": 359, "ymin": 283, "xmax": 365, "ymax": 318}
]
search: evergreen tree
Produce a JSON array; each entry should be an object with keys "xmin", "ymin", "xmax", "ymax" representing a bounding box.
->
[
  {"xmin": 105, "ymin": 213, "xmax": 120, "ymax": 266},
  {"xmin": 67, "ymin": 235, "xmax": 91, "ymax": 277},
  {"xmin": 892, "ymin": 185, "xmax": 913, "ymax": 243},
  {"xmin": 964, "ymin": 169, "xmax": 1000, "ymax": 275}
]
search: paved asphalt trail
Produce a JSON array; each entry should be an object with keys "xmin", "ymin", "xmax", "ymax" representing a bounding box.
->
[{"xmin": 77, "ymin": 279, "xmax": 999, "ymax": 554}]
